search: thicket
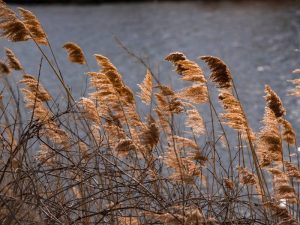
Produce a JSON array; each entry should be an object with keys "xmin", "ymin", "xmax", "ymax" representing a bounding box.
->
[{"xmin": 0, "ymin": 0, "xmax": 300, "ymax": 224}]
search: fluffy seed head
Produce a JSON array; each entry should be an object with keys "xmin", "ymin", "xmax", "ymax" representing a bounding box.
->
[
  {"xmin": 200, "ymin": 55, "xmax": 232, "ymax": 89},
  {"xmin": 185, "ymin": 107, "xmax": 205, "ymax": 136},
  {"xmin": 63, "ymin": 42, "xmax": 86, "ymax": 65},
  {"xmin": 18, "ymin": 7, "xmax": 48, "ymax": 45},
  {"xmin": 166, "ymin": 52, "xmax": 207, "ymax": 83},
  {"xmin": 0, "ymin": 2, "xmax": 30, "ymax": 42},
  {"xmin": 264, "ymin": 85, "xmax": 285, "ymax": 118},
  {"xmin": 176, "ymin": 84, "xmax": 208, "ymax": 104},
  {"xmin": 5, "ymin": 48, "xmax": 23, "ymax": 71},
  {"xmin": 138, "ymin": 69, "xmax": 152, "ymax": 105},
  {"xmin": 279, "ymin": 118, "xmax": 296, "ymax": 145},
  {"xmin": 0, "ymin": 60, "xmax": 10, "ymax": 75}
]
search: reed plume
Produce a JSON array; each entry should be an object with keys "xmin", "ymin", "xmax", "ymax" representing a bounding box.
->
[
  {"xmin": 139, "ymin": 116, "xmax": 159, "ymax": 152},
  {"xmin": 264, "ymin": 201, "xmax": 297, "ymax": 225},
  {"xmin": 4, "ymin": 48, "xmax": 23, "ymax": 71},
  {"xmin": 165, "ymin": 52, "xmax": 207, "ymax": 83},
  {"xmin": 138, "ymin": 69, "xmax": 152, "ymax": 105},
  {"xmin": 0, "ymin": 60, "xmax": 10, "ymax": 75},
  {"xmin": 284, "ymin": 161, "xmax": 300, "ymax": 180},
  {"xmin": 114, "ymin": 139, "xmax": 137, "ymax": 156},
  {"xmin": 264, "ymin": 85, "xmax": 286, "ymax": 118},
  {"xmin": 87, "ymin": 71, "xmax": 118, "ymax": 116},
  {"xmin": 218, "ymin": 89, "xmax": 249, "ymax": 135},
  {"xmin": 268, "ymin": 166, "xmax": 297, "ymax": 204},
  {"xmin": 257, "ymin": 107, "xmax": 282, "ymax": 167},
  {"xmin": 166, "ymin": 52, "xmax": 208, "ymax": 105},
  {"xmin": 20, "ymin": 74, "xmax": 52, "ymax": 101},
  {"xmin": 200, "ymin": 55, "xmax": 232, "ymax": 89},
  {"xmin": 164, "ymin": 150, "xmax": 202, "ymax": 184},
  {"xmin": 78, "ymin": 97, "xmax": 100, "ymax": 123},
  {"xmin": 237, "ymin": 166, "xmax": 257, "ymax": 185},
  {"xmin": 288, "ymin": 68, "xmax": 300, "ymax": 97},
  {"xmin": 20, "ymin": 75, "xmax": 69, "ymax": 146},
  {"xmin": 164, "ymin": 135, "xmax": 205, "ymax": 184},
  {"xmin": 237, "ymin": 166, "xmax": 263, "ymax": 198},
  {"xmin": 156, "ymin": 93, "xmax": 184, "ymax": 114},
  {"xmin": 63, "ymin": 42, "xmax": 86, "ymax": 65},
  {"xmin": 18, "ymin": 7, "xmax": 48, "ymax": 45},
  {"xmin": 279, "ymin": 118, "xmax": 296, "ymax": 145},
  {"xmin": 0, "ymin": 0, "xmax": 30, "ymax": 42},
  {"xmin": 176, "ymin": 84, "xmax": 208, "ymax": 104},
  {"xmin": 293, "ymin": 68, "xmax": 300, "ymax": 74},
  {"xmin": 95, "ymin": 54, "xmax": 118, "ymax": 74},
  {"xmin": 185, "ymin": 107, "xmax": 205, "ymax": 136}
]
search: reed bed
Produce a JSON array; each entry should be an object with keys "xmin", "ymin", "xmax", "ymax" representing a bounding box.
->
[{"xmin": 0, "ymin": 1, "xmax": 300, "ymax": 224}]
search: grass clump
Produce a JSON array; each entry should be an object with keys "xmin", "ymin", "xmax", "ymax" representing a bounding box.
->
[{"xmin": 0, "ymin": 1, "xmax": 300, "ymax": 224}]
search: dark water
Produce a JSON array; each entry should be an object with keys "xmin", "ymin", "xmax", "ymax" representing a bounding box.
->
[{"xmin": 1, "ymin": 1, "xmax": 300, "ymax": 131}]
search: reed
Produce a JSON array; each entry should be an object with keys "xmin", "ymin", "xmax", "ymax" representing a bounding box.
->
[{"xmin": 0, "ymin": 2, "xmax": 299, "ymax": 224}]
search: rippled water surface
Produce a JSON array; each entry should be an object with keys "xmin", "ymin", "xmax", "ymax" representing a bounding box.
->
[{"xmin": 1, "ymin": 1, "xmax": 300, "ymax": 130}]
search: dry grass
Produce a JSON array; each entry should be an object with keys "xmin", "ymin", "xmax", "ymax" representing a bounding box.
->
[{"xmin": 0, "ymin": 1, "xmax": 300, "ymax": 224}]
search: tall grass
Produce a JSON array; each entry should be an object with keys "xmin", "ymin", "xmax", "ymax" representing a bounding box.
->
[{"xmin": 0, "ymin": 1, "xmax": 300, "ymax": 224}]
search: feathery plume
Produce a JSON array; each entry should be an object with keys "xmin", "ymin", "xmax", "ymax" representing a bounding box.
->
[
  {"xmin": 156, "ymin": 92, "xmax": 184, "ymax": 114},
  {"xmin": 172, "ymin": 135, "xmax": 199, "ymax": 150},
  {"xmin": 78, "ymin": 141, "xmax": 90, "ymax": 161},
  {"xmin": 288, "ymin": 78, "xmax": 300, "ymax": 97},
  {"xmin": 0, "ymin": 1, "xmax": 30, "ymax": 42},
  {"xmin": 284, "ymin": 161, "xmax": 300, "ymax": 180},
  {"xmin": 155, "ymin": 108, "xmax": 171, "ymax": 134},
  {"xmin": 292, "ymin": 68, "xmax": 300, "ymax": 74},
  {"xmin": 257, "ymin": 107, "xmax": 282, "ymax": 167},
  {"xmin": 237, "ymin": 167, "xmax": 257, "ymax": 185},
  {"xmin": 20, "ymin": 74, "xmax": 51, "ymax": 101},
  {"xmin": 264, "ymin": 85, "xmax": 285, "ymax": 118},
  {"xmin": 94, "ymin": 54, "xmax": 118, "ymax": 74},
  {"xmin": 0, "ymin": 60, "xmax": 10, "ymax": 75},
  {"xmin": 5, "ymin": 48, "xmax": 23, "ymax": 71},
  {"xmin": 78, "ymin": 97, "xmax": 100, "ymax": 123},
  {"xmin": 164, "ymin": 151, "xmax": 202, "ymax": 184},
  {"xmin": 164, "ymin": 136, "xmax": 205, "ymax": 184},
  {"xmin": 139, "ymin": 116, "xmax": 159, "ymax": 152},
  {"xmin": 268, "ymin": 166, "xmax": 297, "ymax": 203},
  {"xmin": 185, "ymin": 107, "xmax": 205, "ymax": 136},
  {"xmin": 63, "ymin": 42, "xmax": 86, "ymax": 65},
  {"xmin": 18, "ymin": 7, "xmax": 48, "ymax": 45},
  {"xmin": 138, "ymin": 69, "xmax": 152, "ymax": 105},
  {"xmin": 157, "ymin": 85, "xmax": 175, "ymax": 96},
  {"xmin": 165, "ymin": 52, "xmax": 207, "ymax": 83},
  {"xmin": 114, "ymin": 139, "xmax": 137, "ymax": 156},
  {"xmin": 218, "ymin": 89, "xmax": 248, "ymax": 133},
  {"xmin": 21, "ymin": 76, "xmax": 69, "ymax": 147},
  {"xmin": 176, "ymin": 84, "xmax": 208, "ymax": 104},
  {"xmin": 264, "ymin": 201, "xmax": 297, "ymax": 225},
  {"xmin": 104, "ymin": 69, "xmax": 123, "ymax": 93},
  {"xmin": 224, "ymin": 178, "xmax": 234, "ymax": 190},
  {"xmin": 200, "ymin": 55, "xmax": 232, "ymax": 89},
  {"xmin": 279, "ymin": 118, "xmax": 296, "ymax": 145},
  {"xmin": 237, "ymin": 166, "xmax": 263, "ymax": 198}
]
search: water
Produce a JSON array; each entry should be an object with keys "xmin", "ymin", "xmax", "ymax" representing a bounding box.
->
[{"xmin": 1, "ymin": 0, "xmax": 300, "ymax": 131}]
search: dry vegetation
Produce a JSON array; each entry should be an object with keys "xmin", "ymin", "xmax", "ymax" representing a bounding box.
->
[{"xmin": 0, "ymin": 0, "xmax": 300, "ymax": 224}]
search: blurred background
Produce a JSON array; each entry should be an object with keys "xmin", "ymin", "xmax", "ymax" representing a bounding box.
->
[{"xmin": 0, "ymin": 0, "xmax": 300, "ymax": 131}]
